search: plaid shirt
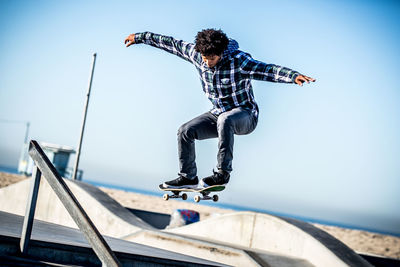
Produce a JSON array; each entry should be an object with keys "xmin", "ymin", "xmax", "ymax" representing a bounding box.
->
[{"xmin": 134, "ymin": 32, "xmax": 301, "ymax": 118}]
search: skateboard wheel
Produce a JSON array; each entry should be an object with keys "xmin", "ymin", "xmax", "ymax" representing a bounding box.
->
[
  {"xmin": 212, "ymin": 195, "xmax": 218, "ymax": 202},
  {"xmin": 194, "ymin": 195, "xmax": 201, "ymax": 203},
  {"xmin": 163, "ymin": 194, "xmax": 169, "ymax": 201},
  {"xmin": 182, "ymin": 193, "xmax": 188, "ymax": 200}
]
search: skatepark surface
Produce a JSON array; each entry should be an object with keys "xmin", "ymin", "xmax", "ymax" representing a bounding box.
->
[
  {"xmin": 0, "ymin": 177, "xmax": 373, "ymax": 266},
  {"xmin": 0, "ymin": 210, "xmax": 226, "ymax": 266}
]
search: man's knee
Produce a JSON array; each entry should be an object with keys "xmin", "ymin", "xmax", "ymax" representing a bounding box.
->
[
  {"xmin": 217, "ymin": 114, "xmax": 233, "ymax": 133},
  {"xmin": 178, "ymin": 123, "xmax": 196, "ymax": 141},
  {"xmin": 217, "ymin": 109, "xmax": 257, "ymax": 135}
]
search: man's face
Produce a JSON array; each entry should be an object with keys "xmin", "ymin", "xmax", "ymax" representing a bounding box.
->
[{"xmin": 201, "ymin": 54, "xmax": 221, "ymax": 68}]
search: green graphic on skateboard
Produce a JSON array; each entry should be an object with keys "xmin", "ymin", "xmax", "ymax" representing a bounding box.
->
[{"xmin": 159, "ymin": 184, "xmax": 225, "ymax": 203}]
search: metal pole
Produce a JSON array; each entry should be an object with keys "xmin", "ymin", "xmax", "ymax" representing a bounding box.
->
[
  {"xmin": 20, "ymin": 166, "xmax": 41, "ymax": 254},
  {"xmin": 24, "ymin": 122, "xmax": 30, "ymax": 144},
  {"xmin": 72, "ymin": 53, "xmax": 97, "ymax": 180}
]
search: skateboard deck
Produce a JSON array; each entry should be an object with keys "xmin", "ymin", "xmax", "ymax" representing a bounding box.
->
[{"xmin": 159, "ymin": 184, "xmax": 225, "ymax": 202}]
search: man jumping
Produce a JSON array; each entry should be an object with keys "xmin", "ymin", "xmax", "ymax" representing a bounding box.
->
[{"xmin": 124, "ymin": 29, "xmax": 315, "ymax": 189}]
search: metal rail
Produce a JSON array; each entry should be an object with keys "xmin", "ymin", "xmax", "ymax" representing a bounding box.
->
[{"xmin": 20, "ymin": 140, "xmax": 121, "ymax": 267}]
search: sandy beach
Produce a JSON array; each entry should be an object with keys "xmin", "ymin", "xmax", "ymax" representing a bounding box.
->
[{"xmin": 1, "ymin": 172, "xmax": 398, "ymax": 259}]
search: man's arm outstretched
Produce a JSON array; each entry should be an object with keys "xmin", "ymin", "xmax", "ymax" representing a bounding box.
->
[
  {"xmin": 239, "ymin": 53, "xmax": 315, "ymax": 86},
  {"xmin": 124, "ymin": 32, "xmax": 199, "ymax": 65}
]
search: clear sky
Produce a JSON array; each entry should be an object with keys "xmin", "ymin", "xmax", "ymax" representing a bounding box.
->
[{"xmin": 1, "ymin": 0, "xmax": 399, "ymax": 235}]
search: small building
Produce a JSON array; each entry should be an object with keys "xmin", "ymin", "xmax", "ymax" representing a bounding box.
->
[{"xmin": 19, "ymin": 142, "xmax": 82, "ymax": 180}]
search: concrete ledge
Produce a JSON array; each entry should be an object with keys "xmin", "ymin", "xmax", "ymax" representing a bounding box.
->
[{"xmin": 0, "ymin": 211, "xmax": 226, "ymax": 267}]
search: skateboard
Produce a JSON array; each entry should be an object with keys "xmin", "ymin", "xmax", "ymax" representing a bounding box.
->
[{"xmin": 158, "ymin": 184, "xmax": 225, "ymax": 203}]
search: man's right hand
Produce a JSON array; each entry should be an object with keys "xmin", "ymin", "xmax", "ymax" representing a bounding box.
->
[
  {"xmin": 294, "ymin": 75, "xmax": 316, "ymax": 86},
  {"xmin": 124, "ymin": 34, "xmax": 135, "ymax": 47}
]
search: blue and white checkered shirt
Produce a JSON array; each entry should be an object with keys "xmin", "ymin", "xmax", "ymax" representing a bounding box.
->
[{"xmin": 134, "ymin": 32, "xmax": 301, "ymax": 118}]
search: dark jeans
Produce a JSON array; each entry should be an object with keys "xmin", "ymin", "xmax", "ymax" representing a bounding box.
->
[{"xmin": 177, "ymin": 107, "xmax": 258, "ymax": 179}]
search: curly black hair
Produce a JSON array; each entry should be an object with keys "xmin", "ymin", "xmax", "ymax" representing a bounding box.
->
[{"xmin": 194, "ymin": 29, "xmax": 229, "ymax": 56}]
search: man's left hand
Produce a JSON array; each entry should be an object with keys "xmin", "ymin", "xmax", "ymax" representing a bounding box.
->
[
  {"xmin": 124, "ymin": 34, "xmax": 136, "ymax": 47},
  {"xmin": 295, "ymin": 75, "xmax": 316, "ymax": 86}
]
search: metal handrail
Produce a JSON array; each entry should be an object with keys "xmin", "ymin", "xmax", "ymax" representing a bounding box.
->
[{"xmin": 20, "ymin": 140, "xmax": 121, "ymax": 267}]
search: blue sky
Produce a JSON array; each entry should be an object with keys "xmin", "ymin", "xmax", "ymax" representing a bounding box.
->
[{"xmin": 1, "ymin": 0, "xmax": 399, "ymax": 235}]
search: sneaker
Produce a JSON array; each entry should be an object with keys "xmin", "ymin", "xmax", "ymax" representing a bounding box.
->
[
  {"xmin": 200, "ymin": 170, "xmax": 230, "ymax": 187},
  {"xmin": 161, "ymin": 175, "xmax": 199, "ymax": 189}
]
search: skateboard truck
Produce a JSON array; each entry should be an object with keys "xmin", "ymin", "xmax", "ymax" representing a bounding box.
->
[
  {"xmin": 163, "ymin": 191, "xmax": 187, "ymax": 201},
  {"xmin": 194, "ymin": 192, "xmax": 218, "ymax": 203}
]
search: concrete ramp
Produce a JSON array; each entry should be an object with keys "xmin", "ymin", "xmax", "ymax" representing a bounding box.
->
[
  {"xmin": 123, "ymin": 212, "xmax": 372, "ymax": 267},
  {"xmin": 0, "ymin": 178, "xmax": 373, "ymax": 266},
  {"xmin": 0, "ymin": 178, "xmax": 153, "ymax": 238},
  {"xmin": 124, "ymin": 228, "xmax": 315, "ymax": 267},
  {"xmin": 165, "ymin": 212, "xmax": 372, "ymax": 267}
]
